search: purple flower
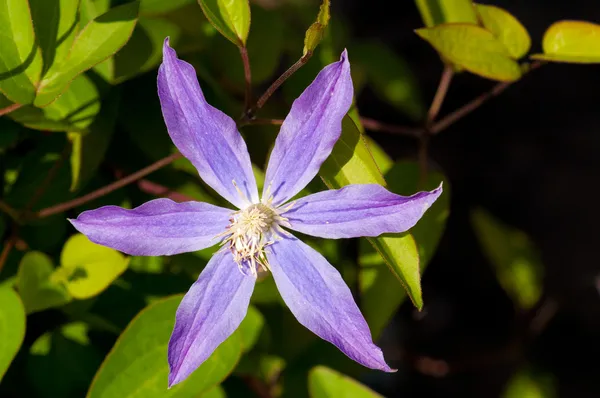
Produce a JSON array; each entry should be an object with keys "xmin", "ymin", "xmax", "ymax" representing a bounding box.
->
[{"xmin": 70, "ymin": 38, "xmax": 442, "ymax": 387}]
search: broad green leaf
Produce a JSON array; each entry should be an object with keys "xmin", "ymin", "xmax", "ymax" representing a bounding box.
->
[
  {"xmin": 35, "ymin": 1, "xmax": 140, "ymax": 107},
  {"xmin": 350, "ymin": 41, "xmax": 424, "ymax": 120},
  {"xmin": 303, "ymin": 0, "xmax": 330, "ymax": 56},
  {"xmin": 140, "ymin": 0, "xmax": 194, "ymax": 15},
  {"xmin": 531, "ymin": 21, "xmax": 600, "ymax": 63},
  {"xmin": 94, "ymin": 17, "xmax": 182, "ymax": 84},
  {"xmin": 238, "ymin": 305, "xmax": 265, "ymax": 353},
  {"xmin": 308, "ymin": 366, "xmax": 383, "ymax": 397},
  {"xmin": 197, "ymin": 0, "xmax": 251, "ymax": 46},
  {"xmin": 9, "ymin": 73, "xmax": 100, "ymax": 132},
  {"xmin": 320, "ymin": 117, "xmax": 424, "ymax": 309},
  {"xmin": 502, "ymin": 368, "xmax": 556, "ymax": 398},
  {"xmin": 360, "ymin": 162, "xmax": 449, "ymax": 336},
  {"xmin": 59, "ymin": 234, "xmax": 129, "ymax": 300},
  {"xmin": 416, "ymin": 24, "xmax": 522, "ymax": 82},
  {"xmin": 69, "ymin": 91, "xmax": 119, "ymax": 190},
  {"xmin": 87, "ymin": 295, "xmax": 242, "ymax": 398},
  {"xmin": 80, "ymin": 0, "xmax": 111, "ymax": 23},
  {"xmin": 471, "ymin": 209, "xmax": 543, "ymax": 309},
  {"xmin": 363, "ymin": 136, "xmax": 393, "ymax": 175},
  {"xmin": 17, "ymin": 251, "xmax": 72, "ymax": 314},
  {"xmin": 202, "ymin": 385, "xmax": 226, "ymax": 398},
  {"xmin": 0, "ymin": 286, "xmax": 25, "ymax": 381},
  {"xmin": 30, "ymin": 0, "xmax": 81, "ymax": 76},
  {"xmin": 415, "ymin": 0, "xmax": 478, "ymax": 27},
  {"xmin": 475, "ymin": 4, "xmax": 530, "ymax": 59},
  {"xmin": 28, "ymin": 322, "xmax": 103, "ymax": 398},
  {"xmin": 0, "ymin": 0, "xmax": 43, "ymax": 104}
]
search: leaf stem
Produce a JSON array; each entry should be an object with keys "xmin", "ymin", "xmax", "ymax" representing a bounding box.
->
[
  {"xmin": 239, "ymin": 46, "xmax": 253, "ymax": 113},
  {"xmin": 360, "ymin": 117, "xmax": 422, "ymax": 137},
  {"xmin": 0, "ymin": 102, "xmax": 22, "ymax": 117},
  {"xmin": 0, "ymin": 228, "xmax": 18, "ymax": 274},
  {"xmin": 426, "ymin": 65, "xmax": 454, "ymax": 125},
  {"xmin": 36, "ymin": 152, "xmax": 183, "ymax": 218},
  {"xmin": 0, "ymin": 201, "xmax": 20, "ymax": 222}
]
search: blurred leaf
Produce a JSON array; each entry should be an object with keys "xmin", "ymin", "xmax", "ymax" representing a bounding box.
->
[
  {"xmin": 303, "ymin": 0, "xmax": 330, "ymax": 57},
  {"xmin": 475, "ymin": 4, "xmax": 531, "ymax": 59},
  {"xmin": 35, "ymin": 1, "xmax": 140, "ymax": 106},
  {"xmin": 59, "ymin": 234, "xmax": 129, "ymax": 300},
  {"xmin": 308, "ymin": 366, "xmax": 383, "ymax": 397},
  {"xmin": 69, "ymin": 91, "xmax": 119, "ymax": 191},
  {"xmin": 238, "ymin": 305, "xmax": 265, "ymax": 353},
  {"xmin": 531, "ymin": 20, "xmax": 600, "ymax": 63},
  {"xmin": 30, "ymin": 0, "xmax": 81, "ymax": 76},
  {"xmin": 502, "ymin": 368, "xmax": 556, "ymax": 398},
  {"xmin": 140, "ymin": 0, "xmax": 194, "ymax": 15},
  {"xmin": 202, "ymin": 385, "xmax": 226, "ymax": 398},
  {"xmin": 416, "ymin": 24, "xmax": 522, "ymax": 82},
  {"xmin": 17, "ymin": 251, "xmax": 72, "ymax": 314},
  {"xmin": 471, "ymin": 208, "xmax": 543, "ymax": 309},
  {"xmin": 0, "ymin": 286, "xmax": 25, "ymax": 381},
  {"xmin": 320, "ymin": 117, "xmax": 424, "ymax": 309},
  {"xmin": 9, "ymin": 73, "xmax": 100, "ymax": 132},
  {"xmin": 28, "ymin": 322, "xmax": 103, "ymax": 398},
  {"xmin": 415, "ymin": 0, "xmax": 478, "ymax": 27},
  {"xmin": 87, "ymin": 295, "xmax": 242, "ymax": 397},
  {"xmin": 95, "ymin": 16, "xmax": 182, "ymax": 84},
  {"xmin": 0, "ymin": 0, "xmax": 43, "ymax": 104},
  {"xmin": 198, "ymin": 0, "xmax": 250, "ymax": 46},
  {"xmin": 350, "ymin": 41, "xmax": 424, "ymax": 120}
]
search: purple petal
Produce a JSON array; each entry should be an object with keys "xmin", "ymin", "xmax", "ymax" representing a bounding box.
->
[
  {"xmin": 264, "ymin": 51, "xmax": 353, "ymax": 206},
  {"xmin": 158, "ymin": 38, "xmax": 258, "ymax": 208},
  {"xmin": 168, "ymin": 250, "xmax": 255, "ymax": 386},
  {"xmin": 267, "ymin": 235, "xmax": 393, "ymax": 372},
  {"xmin": 69, "ymin": 199, "xmax": 232, "ymax": 256},
  {"xmin": 283, "ymin": 184, "xmax": 443, "ymax": 239}
]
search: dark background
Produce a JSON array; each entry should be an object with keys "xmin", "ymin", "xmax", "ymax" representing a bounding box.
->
[{"xmin": 341, "ymin": 1, "xmax": 600, "ymax": 396}]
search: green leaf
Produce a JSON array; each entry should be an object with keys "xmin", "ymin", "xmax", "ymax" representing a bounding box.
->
[
  {"xmin": 0, "ymin": 285, "xmax": 25, "ymax": 381},
  {"xmin": 59, "ymin": 234, "xmax": 129, "ymax": 300},
  {"xmin": 319, "ymin": 117, "xmax": 424, "ymax": 309},
  {"xmin": 416, "ymin": 24, "xmax": 522, "ymax": 82},
  {"xmin": 87, "ymin": 295, "xmax": 242, "ymax": 398},
  {"xmin": 350, "ymin": 41, "xmax": 424, "ymax": 120},
  {"xmin": 531, "ymin": 20, "xmax": 600, "ymax": 63},
  {"xmin": 140, "ymin": 0, "xmax": 194, "ymax": 15},
  {"xmin": 0, "ymin": 0, "xmax": 43, "ymax": 104},
  {"xmin": 197, "ymin": 0, "xmax": 251, "ymax": 46},
  {"xmin": 238, "ymin": 305, "xmax": 265, "ymax": 353},
  {"xmin": 475, "ymin": 4, "xmax": 530, "ymax": 59},
  {"xmin": 415, "ymin": 0, "xmax": 478, "ymax": 27},
  {"xmin": 202, "ymin": 385, "xmax": 226, "ymax": 398},
  {"xmin": 308, "ymin": 366, "xmax": 383, "ymax": 397},
  {"xmin": 303, "ymin": 0, "xmax": 330, "ymax": 56},
  {"xmin": 502, "ymin": 368, "xmax": 556, "ymax": 398},
  {"xmin": 35, "ymin": 1, "xmax": 140, "ymax": 107},
  {"xmin": 363, "ymin": 136, "xmax": 393, "ymax": 174},
  {"xmin": 17, "ymin": 251, "xmax": 72, "ymax": 314},
  {"xmin": 94, "ymin": 16, "xmax": 182, "ymax": 84},
  {"xmin": 471, "ymin": 209, "xmax": 543, "ymax": 309},
  {"xmin": 9, "ymin": 73, "xmax": 100, "ymax": 133}
]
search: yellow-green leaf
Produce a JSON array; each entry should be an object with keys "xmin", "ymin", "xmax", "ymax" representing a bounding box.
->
[
  {"xmin": 471, "ymin": 209, "xmax": 543, "ymax": 309},
  {"xmin": 59, "ymin": 234, "xmax": 129, "ymax": 299},
  {"xmin": 0, "ymin": 285, "xmax": 26, "ymax": 381},
  {"xmin": 502, "ymin": 368, "xmax": 556, "ymax": 398},
  {"xmin": 308, "ymin": 366, "xmax": 383, "ymax": 397},
  {"xmin": 303, "ymin": 0, "xmax": 330, "ymax": 56},
  {"xmin": 198, "ymin": 0, "xmax": 251, "ymax": 46},
  {"xmin": 415, "ymin": 0, "xmax": 478, "ymax": 27},
  {"xmin": 531, "ymin": 20, "xmax": 600, "ymax": 63},
  {"xmin": 475, "ymin": 4, "xmax": 531, "ymax": 59},
  {"xmin": 416, "ymin": 23, "xmax": 522, "ymax": 81}
]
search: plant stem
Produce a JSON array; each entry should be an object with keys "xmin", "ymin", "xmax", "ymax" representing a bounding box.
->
[
  {"xmin": 37, "ymin": 152, "xmax": 183, "ymax": 218},
  {"xmin": 241, "ymin": 118, "xmax": 284, "ymax": 127},
  {"xmin": 360, "ymin": 117, "xmax": 422, "ymax": 137},
  {"xmin": 0, "ymin": 228, "xmax": 17, "ymax": 274},
  {"xmin": 426, "ymin": 65, "xmax": 454, "ymax": 125},
  {"xmin": 25, "ymin": 143, "xmax": 71, "ymax": 212},
  {"xmin": 0, "ymin": 102, "xmax": 22, "ymax": 117},
  {"xmin": 239, "ymin": 46, "xmax": 253, "ymax": 113},
  {"xmin": 0, "ymin": 201, "xmax": 20, "ymax": 222}
]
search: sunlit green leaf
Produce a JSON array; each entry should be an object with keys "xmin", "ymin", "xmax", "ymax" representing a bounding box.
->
[
  {"xmin": 416, "ymin": 24, "xmax": 522, "ymax": 81},
  {"xmin": 17, "ymin": 251, "xmax": 72, "ymax": 314},
  {"xmin": 320, "ymin": 117, "xmax": 424, "ymax": 309},
  {"xmin": 531, "ymin": 20, "xmax": 600, "ymax": 63},
  {"xmin": 0, "ymin": 285, "xmax": 26, "ymax": 381},
  {"xmin": 202, "ymin": 385, "xmax": 227, "ymax": 398},
  {"xmin": 303, "ymin": 0, "xmax": 330, "ymax": 56},
  {"xmin": 471, "ymin": 208, "xmax": 543, "ymax": 309},
  {"xmin": 59, "ymin": 234, "xmax": 129, "ymax": 300},
  {"xmin": 308, "ymin": 366, "xmax": 383, "ymax": 397},
  {"xmin": 87, "ymin": 295, "xmax": 242, "ymax": 398},
  {"xmin": 197, "ymin": 0, "xmax": 250, "ymax": 46},
  {"xmin": 502, "ymin": 367, "xmax": 556, "ymax": 398},
  {"xmin": 363, "ymin": 136, "xmax": 393, "ymax": 174},
  {"xmin": 0, "ymin": 0, "xmax": 43, "ymax": 104},
  {"xmin": 475, "ymin": 4, "xmax": 530, "ymax": 59},
  {"xmin": 415, "ymin": 0, "xmax": 478, "ymax": 27},
  {"xmin": 35, "ymin": 1, "xmax": 140, "ymax": 106}
]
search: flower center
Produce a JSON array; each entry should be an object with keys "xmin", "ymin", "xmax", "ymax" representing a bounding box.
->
[{"xmin": 220, "ymin": 202, "xmax": 289, "ymax": 276}]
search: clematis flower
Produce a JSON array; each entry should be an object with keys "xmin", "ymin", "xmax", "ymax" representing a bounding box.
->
[{"xmin": 70, "ymin": 38, "xmax": 442, "ymax": 387}]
